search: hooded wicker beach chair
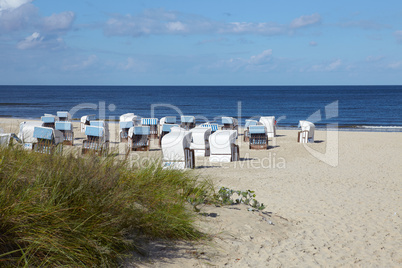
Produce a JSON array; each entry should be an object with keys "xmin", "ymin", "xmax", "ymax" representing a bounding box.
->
[
  {"xmin": 161, "ymin": 127, "xmax": 194, "ymax": 169},
  {"xmin": 128, "ymin": 126, "xmax": 150, "ymax": 151},
  {"xmin": 159, "ymin": 123, "xmax": 180, "ymax": 146},
  {"xmin": 190, "ymin": 127, "xmax": 211, "ymax": 156},
  {"xmin": 180, "ymin": 116, "xmax": 196, "ymax": 130},
  {"xmin": 298, "ymin": 120, "xmax": 315, "ymax": 143},
  {"xmin": 32, "ymin": 126, "xmax": 64, "ymax": 154},
  {"xmin": 80, "ymin": 115, "xmax": 96, "ymax": 133},
  {"xmin": 259, "ymin": 116, "xmax": 276, "ymax": 138},
  {"xmin": 221, "ymin": 117, "xmax": 238, "ymax": 131},
  {"xmin": 0, "ymin": 133, "xmax": 11, "ymax": 147},
  {"xmin": 56, "ymin": 111, "xmax": 71, "ymax": 121},
  {"xmin": 209, "ymin": 130, "xmax": 239, "ymax": 162},
  {"xmin": 18, "ymin": 121, "xmax": 44, "ymax": 150},
  {"xmin": 55, "ymin": 121, "xmax": 74, "ymax": 145},
  {"xmin": 41, "ymin": 114, "xmax": 58, "ymax": 129},
  {"xmin": 119, "ymin": 113, "xmax": 141, "ymax": 142},
  {"xmin": 90, "ymin": 120, "xmax": 109, "ymax": 142},
  {"xmin": 82, "ymin": 125, "xmax": 109, "ymax": 156},
  {"xmin": 244, "ymin": 119, "xmax": 259, "ymax": 142},
  {"xmin": 199, "ymin": 123, "xmax": 219, "ymax": 133},
  {"xmin": 141, "ymin": 118, "xmax": 159, "ymax": 139},
  {"xmin": 249, "ymin": 125, "xmax": 268, "ymax": 150}
]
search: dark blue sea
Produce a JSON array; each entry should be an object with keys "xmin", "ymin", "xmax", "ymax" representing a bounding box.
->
[{"xmin": 0, "ymin": 85, "xmax": 401, "ymax": 131}]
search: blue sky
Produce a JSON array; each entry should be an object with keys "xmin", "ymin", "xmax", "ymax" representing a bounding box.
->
[{"xmin": 0, "ymin": 0, "xmax": 401, "ymax": 85}]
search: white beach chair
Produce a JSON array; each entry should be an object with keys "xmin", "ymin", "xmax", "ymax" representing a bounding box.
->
[
  {"xmin": 259, "ymin": 116, "xmax": 276, "ymax": 138},
  {"xmin": 18, "ymin": 121, "xmax": 44, "ymax": 150},
  {"xmin": 180, "ymin": 115, "xmax": 196, "ymax": 130},
  {"xmin": 190, "ymin": 127, "xmax": 211, "ymax": 157},
  {"xmin": 209, "ymin": 130, "xmax": 239, "ymax": 162},
  {"xmin": 127, "ymin": 126, "xmax": 150, "ymax": 151},
  {"xmin": 141, "ymin": 118, "xmax": 159, "ymax": 139},
  {"xmin": 244, "ymin": 119, "xmax": 259, "ymax": 142},
  {"xmin": 82, "ymin": 125, "xmax": 109, "ymax": 156},
  {"xmin": 162, "ymin": 127, "xmax": 194, "ymax": 169},
  {"xmin": 55, "ymin": 121, "xmax": 74, "ymax": 145},
  {"xmin": 41, "ymin": 114, "xmax": 58, "ymax": 129},
  {"xmin": 298, "ymin": 120, "xmax": 315, "ymax": 143},
  {"xmin": 56, "ymin": 111, "xmax": 71, "ymax": 121},
  {"xmin": 221, "ymin": 117, "xmax": 238, "ymax": 131},
  {"xmin": 90, "ymin": 120, "xmax": 109, "ymax": 142},
  {"xmin": 80, "ymin": 115, "xmax": 96, "ymax": 133},
  {"xmin": 119, "ymin": 113, "xmax": 141, "ymax": 142},
  {"xmin": 159, "ymin": 123, "xmax": 180, "ymax": 146},
  {"xmin": 0, "ymin": 133, "xmax": 11, "ymax": 147},
  {"xmin": 158, "ymin": 116, "xmax": 176, "ymax": 135},
  {"xmin": 32, "ymin": 126, "xmax": 64, "ymax": 154},
  {"xmin": 249, "ymin": 125, "xmax": 268, "ymax": 150}
]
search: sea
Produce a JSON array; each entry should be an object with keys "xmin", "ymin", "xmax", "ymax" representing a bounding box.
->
[{"xmin": 0, "ymin": 85, "xmax": 401, "ymax": 131}]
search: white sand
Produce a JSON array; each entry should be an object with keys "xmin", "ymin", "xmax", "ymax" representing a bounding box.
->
[{"xmin": 1, "ymin": 118, "xmax": 401, "ymax": 267}]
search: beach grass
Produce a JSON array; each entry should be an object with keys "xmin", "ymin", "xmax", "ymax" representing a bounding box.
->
[{"xmin": 0, "ymin": 145, "xmax": 213, "ymax": 267}]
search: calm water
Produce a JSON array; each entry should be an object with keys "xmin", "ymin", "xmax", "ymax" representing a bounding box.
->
[{"xmin": 0, "ymin": 85, "xmax": 401, "ymax": 130}]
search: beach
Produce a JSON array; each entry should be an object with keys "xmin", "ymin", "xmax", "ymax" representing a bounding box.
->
[{"xmin": 1, "ymin": 118, "xmax": 401, "ymax": 267}]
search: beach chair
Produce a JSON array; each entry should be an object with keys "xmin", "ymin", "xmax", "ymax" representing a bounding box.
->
[
  {"xmin": 128, "ymin": 126, "xmax": 150, "ymax": 151},
  {"xmin": 260, "ymin": 116, "xmax": 276, "ymax": 138},
  {"xmin": 41, "ymin": 114, "xmax": 58, "ymax": 129},
  {"xmin": 190, "ymin": 127, "xmax": 211, "ymax": 156},
  {"xmin": 244, "ymin": 119, "xmax": 258, "ymax": 142},
  {"xmin": 32, "ymin": 126, "xmax": 64, "ymax": 154},
  {"xmin": 249, "ymin": 125, "xmax": 268, "ymax": 150},
  {"xmin": 162, "ymin": 128, "xmax": 194, "ymax": 169},
  {"xmin": 90, "ymin": 120, "xmax": 109, "ymax": 142},
  {"xmin": 199, "ymin": 123, "xmax": 219, "ymax": 133},
  {"xmin": 298, "ymin": 120, "xmax": 315, "ymax": 143},
  {"xmin": 209, "ymin": 130, "xmax": 239, "ymax": 162},
  {"xmin": 55, "ymin": 121, "xmax": 74, "ymax": 145},
  {"xmin": 0, "ymin": 133, "xmax": 11, "ymax": 147},
  {"xmin": 221, "ymin": 117, "xmax": 238, "ymax": 131},
  {"xmin": 119, "ymin": 113, "xmax": 141, "ymax": 142},
  {"xmin": 158, "ymin": 116, "xmax": 176, "ymax": 136},
  {"xmin": 56, "ymin": 111, "xmax": 71, "ymax": 121},
  {"xmin": 18, "ymin": 121, "xmax": 44, "ymax": 150},
  {"xmin": 159, "ymin": 123, "xmax": 180, "ymax": 146},
  {"xmin": 141, "ymin": 118, "xmax": 159, "ymax": 139},
  {"xmin": 82, "ymin": 125, "xmax": 109, "ymax": 156},
  {"xmin": 80, "ymin": 115, "xmax": 96, "ymax": 133},
  {"xmin": 180, "ymin": 116, "xmax": 196, "ymax": 130}
]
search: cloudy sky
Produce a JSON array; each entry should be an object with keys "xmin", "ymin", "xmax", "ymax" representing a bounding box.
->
[{"xmin": 1, "ymin": 0, "xmax": 401, "ymax": 85}]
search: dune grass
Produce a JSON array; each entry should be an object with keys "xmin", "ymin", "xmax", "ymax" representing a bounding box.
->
[{"xmin": 0, "ymin": 146, "xmax": 213, "ymax": 267}]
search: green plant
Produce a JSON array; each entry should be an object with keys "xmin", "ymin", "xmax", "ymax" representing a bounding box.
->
[{"xmin": 214, "ymin": 187, "xmax": 266, "ymax": 210}]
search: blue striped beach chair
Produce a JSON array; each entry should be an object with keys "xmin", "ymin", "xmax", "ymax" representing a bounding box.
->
[
  {"xmin": 128, "ymin": 126, "xmax": 150, "ymax": 151},
  {"xmin": 55, "ymin": 121, "xmax": 74, "ymax": 145},
  {"xmin": 33, "ymin": 126, "xmax": 64, "ymax": 154},
  {"xmin": 200, "ymin": 123, "xmax": 219, "ymax": 133},
  {"xmin": 180, "ymin": 116, "xmax": 195, "ymax": 130},
  {"xmin": 141, "ymin": 118, "xmax": 159, "ymax": 138},
  {"xmin": 249, "ymin": 125, "xmax": 268, "ymax": 150},
  {"xmin": 82, "ymin": 125, "xmax": 109, "ymax": 156},
  {"xmin": 244, "ymin": 119, "xmax": 258, "ymax": 142}
]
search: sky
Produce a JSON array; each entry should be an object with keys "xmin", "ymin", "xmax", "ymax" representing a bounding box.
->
[{"xmin": 0, "ymin": 0, "xmax": 401, "ymax": 85}]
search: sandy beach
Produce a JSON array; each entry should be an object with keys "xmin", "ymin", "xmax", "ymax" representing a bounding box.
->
[{"xmin": 1, "ymin": 118, "xmax": 401, "ymax": 267}]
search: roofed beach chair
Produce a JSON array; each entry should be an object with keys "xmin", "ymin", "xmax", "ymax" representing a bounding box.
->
[
  {"xmin": 162, "ymin": 128, "xmax": 194, "ymax": 169},
  {"xmin": 159, "ymin": 123, "xmax": 179, "ymax": 146},
  {"xmin": 260, "ymin": 116, "xmax": 276, "ymax": 138},
  {"xmin": 56, "ymin": 111, "xmax": 71, "ymax": 121},
  {"xmin": 298, "ymin": 120, "xmax": 315, "ymax": 143},
  {"xmin": 18, "ymin": 121, "xmax": 44, "ymax": 150},
  {"xmin": 249, "ymin": 125, "xmax": 268, "ymax": 150},
  {"xmin": 55, "ymin": 121, "xmax": 74, "ymax": 145},
  {"xmin": 141, "ymin": 118, "xmax": 159, "ymax": 139},
  {"xmin": 82, "ymin": 125, "xmax": 109, "ymax": 156},
  {"xmin": 244, "ymin": 119, "xmax": 258, "ymax": 142},
  {"xmin": 159, "ymin": 116, "xmax": 176, "ymax": 135},
  {"xmin": 90, "ymin": 120, "xmax": 109, "ymax": 142},
  {"xmin": 209, "ymin": 130, "xmax": 239, "ymax": 162},
  {"xmin": 0, "ymin": 133, "xmax": 11, "ymax": 147},
  {"xmin": 80, "ymin": 115, "xmax": 96, "ymax": 133},
  {"xmin": 180, "ymin": 116, "xmax": 196, "ymax": 130},
  {"xmin": 199, "ymin": 123, "xmax": 219, "ymax": 133},
  {"xmin": 119, "ymin": 113, "xmax": 140, "ymax": 142},
  {"xmin": 32, "ymin": 126, "xmax": 64, "ymax": 154},
  {"xmin": 41, "ymin": 114, "xmax": 58, "ymax": 129},
  {"xmin": 190, "ymin": 127, "xmax": 211, "ymax": 157},
  {"xmin": 221, "ymin": 117, "xmax": 238, "ymax": 131},
  {"xmin": 128, "ymin": 126, "xmax": 150, "ymax": 151}
]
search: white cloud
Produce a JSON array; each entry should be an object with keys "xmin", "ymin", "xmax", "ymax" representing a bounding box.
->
[
  {"xmin": 309, "ymin": 41, "xmax": 318, "ymax": 46},
  {"xmin": 326, "ymin": 59, "xmax": 342, "ymax": 71},
  {"xmin": 17, "ymin": 31, "xmax": 43, "ymax": 49},
  {"xmin": 366, "ymin": 55, "xmax": 384, "ymax": 62},
  {"xmin": 249, "ymin": 49, "xmax": 273, "ymax": 65},
  {"xmin": 42, "ymin": 11, "xmax": 75, "ymax": 32},
  {"xmin": 104, "ymin": 9, "xmax": 321, "ymax": 37},
  {"xmin": 338, "ymin": 20, "xmax": 390, "ymax": 30},
  {"xmin": 394, "ymin": 30, "xmax": 402, "ymax": 43},
  {"xmin": 307, "ymin": 59, "xmax": 342, "ymax": 72},
  {"xmin": 387, "ymin": 61, "xmax": 402, "ymax": 69},
  {"xmin": 63, "ymin": 55, "xmax": 98, "ymax": 71},
  {"xmin": 290, "ymin": 13, "xmax": 321, "ymax": 29},
  {"xmin": 0, "ymin": 0, "xmax": 32, "ymax": 12}
]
